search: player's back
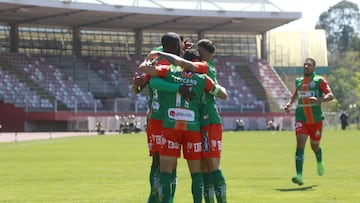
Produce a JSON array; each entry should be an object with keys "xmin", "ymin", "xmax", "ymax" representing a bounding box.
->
[{"xmin": 161, "ymin": 66, "xmax": 209, "ymax": 131}]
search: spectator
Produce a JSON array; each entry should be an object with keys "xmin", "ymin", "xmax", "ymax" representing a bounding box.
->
[
  {"xmin": 235, "ymin": 119, "xmax": 245, "ymax": 131},
  {"xmin": 128, "ymin": 114, "xmax": 136, "ymax": 133},
  {"xmin": 267, "ymin": 120, "xmax": 275, "ymax": 130},
  {"xmin": 339, "ymin": 111, "xmax": 349, "ymax": 130},
  {"xmin": 95, "ymin": 122, "xmax": 103, "ymax": 135},
  {"xmin": 117, "ymin": 115, "xmax": 125, "ymax": 133}
]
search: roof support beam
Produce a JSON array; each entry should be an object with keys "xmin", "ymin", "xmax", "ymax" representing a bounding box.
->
[
  {"xmin": 198, "ymin": 20, "xmax": 233, "ymax": 33},
  {"xmin": 137, "ymin": 16, "xmax": 189, "ymax": 30},
  {"xmin": 15, "ymin": 10, "xmax": 85, "ymax": 24},
  {"xmin": 77, "ymin": 13, "xmax": 138, "ymax": 27}
]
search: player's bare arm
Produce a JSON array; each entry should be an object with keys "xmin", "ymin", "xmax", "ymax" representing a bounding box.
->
[
  {"xmin": 182, "ymin": 38, "xmax": 193, "ymax": 51},
  {"xmin": 131, "ymin": 72, "xmax": 149, "ymax": 94},
  {"xmin": 209, "ymin": 84, "xmax": 227, "ymax": 100},
  {"xmin": 148, "ymin": 51, "xmax": 198, "ymax": 72},
  {"xmin": 284, "ymin": 89, "xmax": 298, "ymax": 113},
  {"xmin": 149, "ymin": 77, "xmax": 195, "ymax": 102},
  {"xmin": 307, "ymin": 91, "xmax": 334, "ymax": 104},
  {"xmin": 138, "ymin": 59, "xmax": 159, "ymax": 76},
  {"xmin": 204, "ymin": 75, "xmax": 227, "ymax": 100}
]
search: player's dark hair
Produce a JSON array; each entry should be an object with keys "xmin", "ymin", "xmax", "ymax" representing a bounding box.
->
[
  {"xmin": 183, "ymin": 49, "xmax": 201, "ymax": 61},
  {"xmin": 161, "ymin": 32, "xmax": 181, "ymax": 56},
  {"xmin": 305, "ymin": 57, "xmax": 316, "ymax": 66},
  {"xmin": 197, "ymin": 39, "xmax": 215, "ymax": 54}
]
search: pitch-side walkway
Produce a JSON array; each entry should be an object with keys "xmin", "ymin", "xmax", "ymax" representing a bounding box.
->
[{"xmin": 0, "ymin": 132, "xmax": 120, "ymax": 143}]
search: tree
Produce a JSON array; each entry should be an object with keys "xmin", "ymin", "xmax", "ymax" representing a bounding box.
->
[
  {"xmin": 315, "ymin": 0, "xmax": 360, "ymax": 53},
  {"xmin": 355, "ymin": 71, "xmax": 360, "ymax": 104},
  {"xmin": 327, "ymin": 52, "xmax": 360, "ymax": 109},
  {"xmin": 316, "ymin": 1, "xmax": 360, "ymax": 111}
]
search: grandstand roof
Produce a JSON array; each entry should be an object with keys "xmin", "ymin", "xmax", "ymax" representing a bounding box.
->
[{"xmin": 0, "ymin": 0, "xmax": 301, "ymax": 34}]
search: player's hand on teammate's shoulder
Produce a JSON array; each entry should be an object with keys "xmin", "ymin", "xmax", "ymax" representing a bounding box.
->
[
  {"xmin": 183, "ymin": 38, "xmax": 193, "ymax": 51},
  {"xmin": 139, "ymin": 59, "xmax": 153, "ymax": 70},
  {"xmin": 147, "ymin": 51, "xmax": 160, "ymax": 61}
]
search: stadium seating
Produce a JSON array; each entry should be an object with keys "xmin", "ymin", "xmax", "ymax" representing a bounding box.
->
[
  {"xmin": 0, "ymin": 53, "xmax": 289, "ymax": 112},
  {"xmin": 94, "ymin": 55, "xmax": 267, "ymax": 112},
  {"xmin": 249, "ymin": 59, "xmax": 291, "ymax": 108},
  {"xmin": 89, "ymin": 56, "xmax": 148, "ymax": 111},
  {"xmin": 214, "ymin": 56, "xmax": 264, "ymax": 111},
  {"xmin": 0, "ymin": 68, "xmax": 53, "ymax": 109},
  {"xmin": 1, "ymin": 53, "xmax": 102, "ymax": 110}
]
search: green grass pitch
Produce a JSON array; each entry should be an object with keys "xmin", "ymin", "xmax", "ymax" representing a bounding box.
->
[{"xmin": 0, "ymin": 129, "xmax": 359, "ymax": 203}]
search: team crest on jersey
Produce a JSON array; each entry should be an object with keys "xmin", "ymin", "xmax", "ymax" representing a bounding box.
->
[
  {"xmin": 181, "ymin": 71, "xmax": 193, "ymax": 78},
  {"xmin": 295, "ymin": 122, "xmax": 303, "ymax": 129},
  {"xmin": 310, "ymin": 81, "xmax": 315, "ymax": 88}
]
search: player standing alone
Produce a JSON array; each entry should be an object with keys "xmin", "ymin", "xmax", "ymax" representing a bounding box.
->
[{"xmin": 284, "ymin": 58, "xmax": 334, "ymax": 185}]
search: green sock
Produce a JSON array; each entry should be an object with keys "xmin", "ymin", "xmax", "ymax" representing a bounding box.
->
[
  {"xmin": 191, "ymin": 172, "xmax": 204, "ymax": 203},
  {"xmin": 315, "ymin": 147, "xmax": 323, "ymax": 163},
  {"xmin": 203, "ymin": 172, "xmax": 215, "ymax": 203},
  {"xmin": 147, "ymin": 167, "xmax": 159, "ymax": 203},
  {"xmin": 211, "ymin": 170, "xmax": 227, "ymax": 203},
  {"xmin": 169, "ymin": 168, "xmax": 177, "ymax": 203},
  {"xmin": 159, "ymin": 172, "xmax": 171, "ymax": 203},
  {"xmin": 295, "ymin": 148, "xmax": 304, "ymax": 176}
]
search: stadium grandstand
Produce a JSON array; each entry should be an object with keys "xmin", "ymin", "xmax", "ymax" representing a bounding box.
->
[{"xmin": 0, "ymin": 0, "xmax": 329, "ymax": 132}]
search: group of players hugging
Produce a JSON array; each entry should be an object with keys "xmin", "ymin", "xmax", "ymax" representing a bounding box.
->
[{"xmin": 132, "ymin": 32, "xmax": 228, "ymax": 203}]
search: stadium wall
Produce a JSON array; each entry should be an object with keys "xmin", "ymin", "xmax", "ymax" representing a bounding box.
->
[
  {"xmin": 0, "ymin": 106, "xmax": 295, "ymax": 132},
  {"xmin": 0, "ymin": 101, "xmax": 25, "ymax": 132},
  {"xmin": 29, "ymin": 112, "xmax": 294, "ymax": 132},
  {"xmin": 81, "ymin": 113, "xmax": 295, "ymax": 132}
]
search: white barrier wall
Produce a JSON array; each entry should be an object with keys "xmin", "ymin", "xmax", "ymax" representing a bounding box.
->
[{"xmin": 68, "ymin": 116, "xmax": 295, "ymax": 132}]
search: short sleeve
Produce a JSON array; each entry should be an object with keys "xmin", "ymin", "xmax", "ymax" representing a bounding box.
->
[
  {"xmin": 194, "ymin": 61, "xmax": 208, "ymax": 74},
  {"xmin": 320, "ymin": 79, "xmax": 331, "ymax": 94}
]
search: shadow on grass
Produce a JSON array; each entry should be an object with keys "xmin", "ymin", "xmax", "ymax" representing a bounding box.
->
[{"xmin": 275, "ymin": 185, "xmax": 318, "ymax": 192}]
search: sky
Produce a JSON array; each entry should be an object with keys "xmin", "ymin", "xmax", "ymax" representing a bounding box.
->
[{"xmin": 271, "ymin": 0, "xmax": 360, "ymax": 31}]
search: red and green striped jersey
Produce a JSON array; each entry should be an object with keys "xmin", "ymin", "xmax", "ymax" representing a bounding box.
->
[
  {"xmin": 196, "ymin": 60, "xmax": 222, "ymax": 126},
  {"xmin": 295, "ymin": 72, "xmax": 332, "ymax": 123},
  {"xmin": 146, "ymin": 52, "xmax": 170, "ymax": 120},
  {"xmin": 157, "ymin": 65, "xmax": 215, "ymax": 131}
]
